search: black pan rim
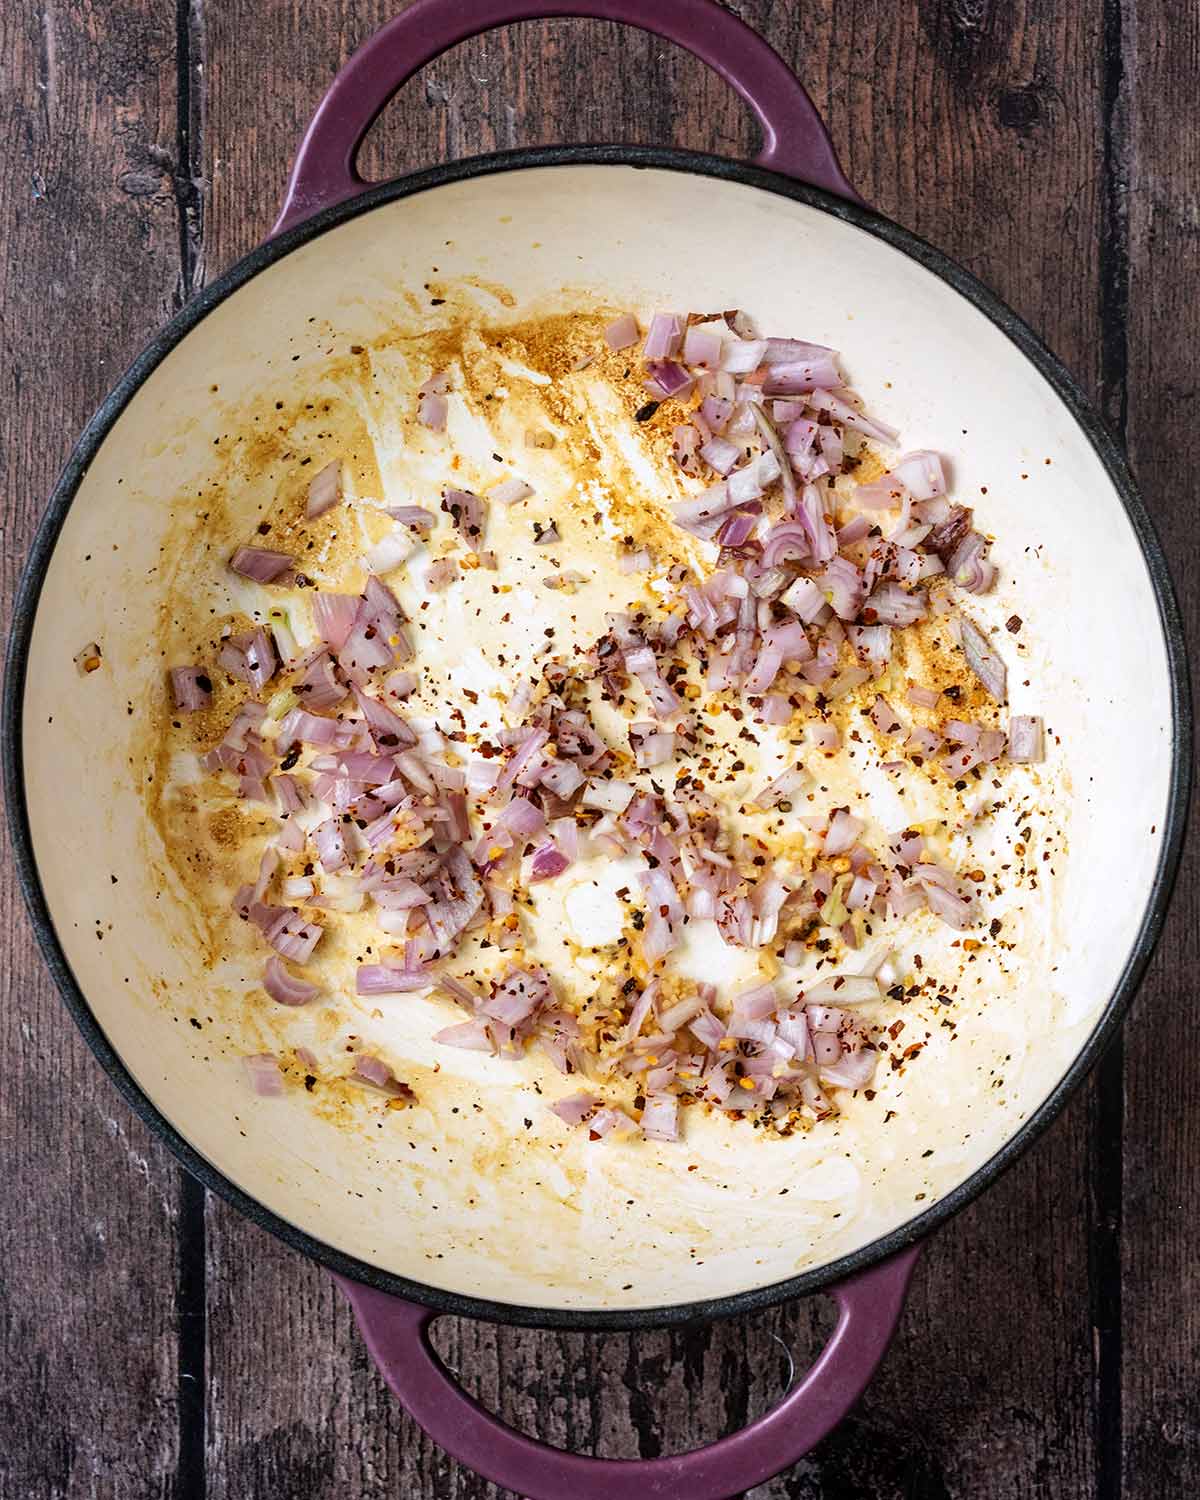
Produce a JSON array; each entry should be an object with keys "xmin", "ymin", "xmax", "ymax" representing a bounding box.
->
[{"xmin": 4, "ymin": 143, "xmax": 1192, "ymax": 1334}]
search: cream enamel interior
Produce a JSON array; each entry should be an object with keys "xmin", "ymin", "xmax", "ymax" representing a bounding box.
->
[{"xmin": 21, "ymin": 166, "xmax": 1174, "ymax": 1311}]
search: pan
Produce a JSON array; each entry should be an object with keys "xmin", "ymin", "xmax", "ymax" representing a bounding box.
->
[{"xmin": 5, "ymin": 2, "xmax": 1190, "ymax": 1495}]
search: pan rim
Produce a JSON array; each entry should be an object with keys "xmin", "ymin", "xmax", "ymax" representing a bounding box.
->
[{"xmin": 4, "ymin": 144, "xmax": 1191, "ymax": 1333}]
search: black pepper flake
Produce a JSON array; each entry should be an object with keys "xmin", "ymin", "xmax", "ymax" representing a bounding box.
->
[{"xmin": 634, "ymin": 400, "xmax": 660, "ymax": 423}]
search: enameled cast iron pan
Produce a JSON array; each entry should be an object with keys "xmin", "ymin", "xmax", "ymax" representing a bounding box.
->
[{"xmin": 5, "ymin": 2, "xmax": 1190, "ymax": 1495}]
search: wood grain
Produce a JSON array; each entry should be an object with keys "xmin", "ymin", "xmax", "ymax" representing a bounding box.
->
[
  {"xmin": 0, "ymin": 4, "xmax": 187, "ymax": 1499},
  {"xmin": 1, "ymin": 1, "xmax": 1195, "ymax": 1497},
  {"xmin": 1118, "ymin": 0, "xmax": 1200, "ymax": 1495}
]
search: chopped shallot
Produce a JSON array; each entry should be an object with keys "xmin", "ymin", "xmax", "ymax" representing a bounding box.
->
[
  {"xmin": 170, "ymin": 666, "xmax": 211, "ymax": 712},
  {"xmin": 1008, "ymin": 714, "xmax": 1045, "ymax": 763},
  {"xmin": 264, "ymin": 957, "xmax": 319, "ymax": 1007},
  {"xmin": 230, "ymin": 546, "xmax": 293, "ymax": 583},
  {"xmin": 199, "ymin": 307, "xmax": 1049, "ymax": 1148},
  {"xmin": 604, "ymin": 313, "xmax": 639, "ymax": 350},
  {"xmin": 244, "ymin": 1054, "xmax": 284, "ymax": 1097},
  {"xmin": 306, "ymin": 460, "xmax": 342, "ymax": 518}
]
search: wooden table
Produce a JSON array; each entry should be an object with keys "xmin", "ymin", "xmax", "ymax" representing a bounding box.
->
[{"xmin": 2, "ymin": 3, "xmax": 1195, "ymax": 1495}]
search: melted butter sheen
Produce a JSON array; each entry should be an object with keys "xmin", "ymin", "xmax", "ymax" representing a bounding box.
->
[{"xmin": 147, "ymin": 297, "xmax": 1070, "ymax": 1289}]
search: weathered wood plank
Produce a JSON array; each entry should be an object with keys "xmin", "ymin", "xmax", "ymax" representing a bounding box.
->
[
  {"xmin": 0, "ymin": 3, "xmax": 186, "ymax": 1498},
  {"xmin": 794, "ymin": 0, "xmax": 1104, "ymax": 396},
  {"xmin": 1118, "ymin": 0, "xmax": 1200, "ymax": 1491},
  {"xmin": 197, "ymin": 5, "xmax": 1113, "ymax": 1499}
]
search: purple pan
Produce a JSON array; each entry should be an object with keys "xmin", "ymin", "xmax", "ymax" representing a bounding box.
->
[{"xmin": 6, "ymin": 0, "xmax": 1188, "ymax": 1496}]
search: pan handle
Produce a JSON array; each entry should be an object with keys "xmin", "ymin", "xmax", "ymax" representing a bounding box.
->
[
  {"xmin": 274, "ymin": 0, "xmax": 859, "ymax": 234},
  {"xmin": 335, "ymin": 1244, "xmax": 919, "ymax": 1500}
]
